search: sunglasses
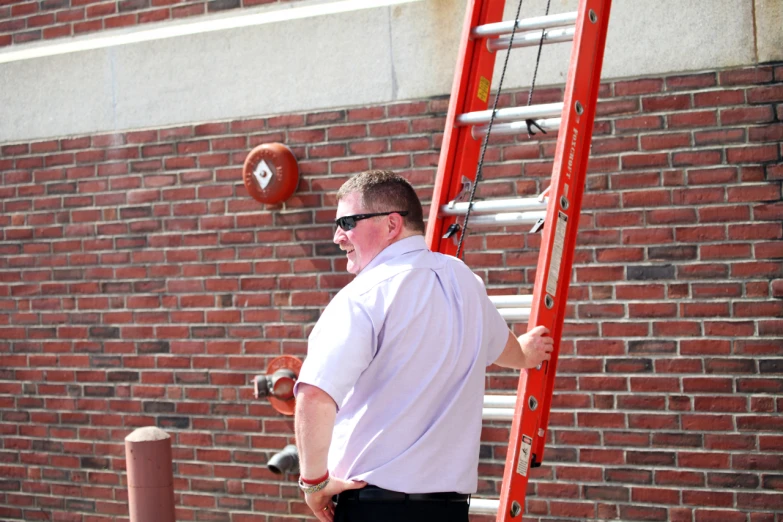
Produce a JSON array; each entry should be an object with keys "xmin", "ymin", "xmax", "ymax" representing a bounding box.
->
[{"xmin": 335, "ymin": 211, "xmax": 409, "ymax": 231}]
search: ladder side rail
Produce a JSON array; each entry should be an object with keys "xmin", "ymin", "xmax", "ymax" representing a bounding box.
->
[
  {"xmin": 495, "ymin": 1, "xmax": 612, "ymax": 520},
  {"xmin": 425, "ymin": 0, "xmax": 506, "ymax": 255},
  {"xmin": 533, "ymin": 0, "xmax": 612, "ymax": 462}
]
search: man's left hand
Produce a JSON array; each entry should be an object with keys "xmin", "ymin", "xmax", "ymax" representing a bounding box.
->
[{"xmin": 518, "ymin": 325, "xmax": 554, "ymax": 368}]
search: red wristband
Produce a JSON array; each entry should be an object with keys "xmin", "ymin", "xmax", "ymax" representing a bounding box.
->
[{"xmin": 300, "ymin": 471, "xmax": 329, "ymax": 485}]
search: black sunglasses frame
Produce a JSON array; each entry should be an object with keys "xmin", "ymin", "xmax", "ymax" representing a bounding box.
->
[{"xmin": 335, "ymin": 211, "xmax": 409, "ymax": 231}]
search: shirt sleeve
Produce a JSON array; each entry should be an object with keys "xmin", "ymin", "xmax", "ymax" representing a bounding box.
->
[
  {"xmin": 473, "ymin": 274, "xmax": 510, "ymax": 366},
  {"xmin": 294, "ymin": 292, "xmax": 377, "ymax": 408}
]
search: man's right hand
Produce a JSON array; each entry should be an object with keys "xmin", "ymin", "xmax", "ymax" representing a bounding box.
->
[
  {"xmin": 518, "ymin": 325, "xmax": 554, "ymax": 368},
  {"xmin": 304, "ymin": 477, "xmax": 366, "ymax": 522}
]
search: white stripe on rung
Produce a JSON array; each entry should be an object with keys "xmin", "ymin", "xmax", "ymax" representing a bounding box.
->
[
  {"xmin": 469, "ymin": 498, "xmax": 500, "ymax": 515},
  {"xmin": 441, "ymin": 197, "xmax": 546, "ymax": 216},
  {"xmin": 482, "ymin": 408, "xmax": 514, "ymax": 421},
  {"xmin": 488, "ymin": 26, "xmax": 575, "ymax": 52},
  {"xmin": 469, "ymin": 211, "xmax": 545, "ymax": 227},
  {"xmin": 456, "ymin": 102, "xmax": 563, "ymax": 126},
  {"xmin": 489, "ymin": 295, "xmax": 534, "ymax": 308},
  {"xmin": 498, "ymin": 308, "xmax": 531, "ymax": 321},
  {"xmin": 472, "ymin": 118, "xmax": 561, "ymax": 139},
  {"xmin": 472, "ymin": 11, "xmax": 578, "ymax": 37},
  {"xmin": 484, "ymin": 395, "xmax": 517, "ymax": 408}
]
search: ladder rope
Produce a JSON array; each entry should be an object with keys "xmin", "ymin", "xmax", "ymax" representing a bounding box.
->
[
  {"xmin": 525, "ymin": 0, "xmax": 552, "ymax": 108},
  {"xmin": 455, "ymin": 0, "xmax": 552, "ymax": 259}
]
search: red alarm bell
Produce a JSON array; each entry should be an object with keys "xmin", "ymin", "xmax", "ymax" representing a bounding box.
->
[{"xmin": 242, "ymin": 143, "xmax": 299, "ymax": 204}]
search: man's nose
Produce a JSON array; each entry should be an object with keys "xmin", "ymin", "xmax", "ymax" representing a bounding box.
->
[{"xmin": 333, "ymin": 226, "xmax": 345, "ymax": 244}]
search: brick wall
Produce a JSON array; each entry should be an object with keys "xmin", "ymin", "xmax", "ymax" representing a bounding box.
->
[
  {"xmin": 0, "ymin": 0, "xmax": 299, "ymax": 47},
  {"xmin": 0, "ymin": 63, "xmax": 782, "ymax": 521}
]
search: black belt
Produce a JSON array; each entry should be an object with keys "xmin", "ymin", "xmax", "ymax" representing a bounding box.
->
[{"xmin": 337, "ymin": 486, "xmax": 469, "ymax": 503}]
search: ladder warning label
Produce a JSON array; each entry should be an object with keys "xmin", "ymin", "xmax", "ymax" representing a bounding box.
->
[
  {"xmin": 477, "ymin": 76, "xmax": 490, "ymax": 102},
  {"xmin": 516, "ymin": 435, "xmax": 533, "ymax": 477},
  {"xmin": 546, "ymin": 211, "xmax": 568, "ymax": 297}
]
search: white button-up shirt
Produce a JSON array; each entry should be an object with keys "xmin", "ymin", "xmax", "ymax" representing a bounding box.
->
[{"xmin": 295, "ymin": 235, "xmax": 508, "ymax": 493}]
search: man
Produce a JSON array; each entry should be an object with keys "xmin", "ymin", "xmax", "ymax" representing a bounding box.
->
[{"xmin": 293, "ymin": 170, "xmax": 553, "ymax": 522}]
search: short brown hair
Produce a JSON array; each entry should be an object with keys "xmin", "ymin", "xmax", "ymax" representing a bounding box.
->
[{"xmin": 337, "ymin": 170, "xmax": 425, "ymax": 234}]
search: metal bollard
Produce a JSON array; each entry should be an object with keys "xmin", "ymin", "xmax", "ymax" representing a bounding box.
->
[{"xmin": 125, "ymin": 426, "xmax": 176, "ymax": 522}]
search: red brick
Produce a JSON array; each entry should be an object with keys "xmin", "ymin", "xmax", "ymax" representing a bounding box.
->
[
  {"xmin": 647, "ymin": 208, "xmax": 697, "ymax": 224},
  {"xmin": 672, "ymin": 150, "xmax": 722, "ymax": 166},
  {"xmin": 682, "ymin": 302, "xmax": 730, "ymax": 317},
  {"xmin": 747, "ymin": 85, "xmax": 783, "ymax": 104},
  {"xmin": 591, "ymin": 136, "xmax": 638, "ymax": 154},
  {"xmin": 719, "ymin": 66, "xmax": 774, "ymax": 85},
  {"xmin": 327, "ymin": 124, "xmax": 366, "ymax": 140},
  {"xmin": 668, "ymin": 110, "xmax": 718, "ymax": 128},
  {"xmin": 387, "ymin": 101, "xmax": 427, "ymax": 117},
  {"xmin": 621, "ymin": 153, "xmax": 669, "ymax": 169},
  {"xmin": 390, "ymin": 137, "xmax": 431, "ymax": 152},
  {"xmin": 663, "ymin": 170, "xmax": 685, "ymax": 187},
  {"xmin": 698, "ymin": 205, "xmax": 749, "ymax": 223},
  {"xmin": 368, "ymin": 121, "xmax": 409, "ymax": 137},
  {"xmin": 595, "ymin": 98, "xmax": 639, "ymax": 116},
  {"xmin": 672, "ymin": 187, "xmax": 725, "ymax": 205},
  {"xmin": 700, "ymin": 244, "xmax": 752, "ymax": 260},
  {"xmin": 640, "ymin": 133, "xmax": 690, "ymax": 151},
  {"xmin": 720, "ymin": 106, "xmax": 775, "ymax": 125},
  {"xmin": 726, "ymin": 184, "xmax": 781, "ymax": 203},
  {"xmin": 302, "ymin": 110, "xmax": 344, "ymax": 125},
  {"xmin": 766, "ymin": 163, "xmax": 783, "ymax": 180},
  {"xmin": 749, "ymin": 124, "xmax": 783, "ymax": 142},
  {"xmin": 755, "ymin": 241, "xmax": 783, "ymax": 259},
  {"xmin": 104, "ymin": 13, "xmax": 135, "ymax": 29},
  {"xmin": 266, "ymin": 114, "xmax": 304, "ymax": 128},
  {"xmin": 726, "ymin": 145, "xmax": 779, "ymax": 164},
  {"xmin": 615, "ymin": 78, "xmax": 664, "ymax": 96},
  {"xmin": 693, "ymin": 89, "xmax": 745, "ymax": 107},
  {"xmin": 615, "ymin": 115, "xmax": 664, "ymax": 132},
  {"xmin": 694, "ymin": 128, "xmax": 746, "ymax": 146},
  {"xmin": 642, "ymin": 94, "xmax": 691, "ymax": 112},
  {"xmin": 731, "ymin": 261, "xmax": 783, "ymax": 279},
  {"xmin": 347, "ymin": 106, "xmax": 385, "ymax": 121},
  {"xmin": 330, "ymin": 158, "xmax": 369, "ymax": 174},
  {"xmin": 139, "ymin": 8, "xmax": 168, "ymax": 23},
  {"xmin": 754, "ymin": 202, "xmax": 783, "ymax": 221}
]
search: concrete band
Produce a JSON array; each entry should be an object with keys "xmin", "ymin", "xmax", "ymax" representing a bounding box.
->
[{"xmin": 0, "ymin": 0, "xmax": 778, "ymax": 144}]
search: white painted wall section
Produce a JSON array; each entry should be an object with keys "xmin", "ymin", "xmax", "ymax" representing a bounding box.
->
[{"xmin": 0, "ymin": 0, "xmax": 771, "ymax": 144}]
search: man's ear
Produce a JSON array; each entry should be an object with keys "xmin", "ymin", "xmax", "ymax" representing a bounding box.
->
[{"xmin": 387, "ymin": 212, "xmax": 405, "ymax": 239}]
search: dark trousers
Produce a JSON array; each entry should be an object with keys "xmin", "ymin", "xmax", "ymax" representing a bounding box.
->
[{"xmin": 334, "ymin": 486, "xmax": 470, "ymax": 522}]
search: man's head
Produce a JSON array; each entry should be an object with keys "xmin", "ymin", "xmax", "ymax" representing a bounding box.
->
[{"xmin": 334, "ymin": 170, "xmax": 425, "ymax": 275}]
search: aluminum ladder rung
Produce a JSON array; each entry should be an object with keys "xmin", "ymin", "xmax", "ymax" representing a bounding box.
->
[
  {"xmin": 484, "ymin": 392, "xmax": 517, "ymax": 420},
  {"xmin": 498, "ymin": 308, "xmax": 531, "ymax": 321},
  {"xmin": 469, "ymin": 498, "xmax": 500, "ymax": 515},
  {"xmin": 441, "ymin": 197, "xmax": 547, "ymax": 216},
  {"xmin": 472, "ymin": 11, "xmax": 578, "ymax": 37},
  {"xmin": 456, "ymin": 102, "xmax": 563, "ymax": 126},
  {"xmin": 488, "ymin": 26, "xmax": 575, "ymax": 52},
  {"xmin": 468, "ymin": 211, "xmax": 545, "ymax": 227},
  {"xmin": 484, "ymin": 394, "xmax": 517, "ymax": 408},
  {"xmin": 489, "ymin": 295, "xmax": 534, "ymax": 308},
  {"xmin": 482, "ymin": 408, "xmax": 514, "ymax": 421},
  {"xmin": 472, "ymin": 117, "xmax": 561, "ymax": 139}
]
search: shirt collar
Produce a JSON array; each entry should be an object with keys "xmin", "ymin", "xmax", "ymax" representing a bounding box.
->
[{"xmin": 358, "ymin": 235, "xmax": 428, "ymax": 275}]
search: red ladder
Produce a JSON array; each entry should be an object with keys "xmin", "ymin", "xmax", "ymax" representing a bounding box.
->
[{"xmin": 425, "ymin": 0, "xmax": 612, "ymax": 519}]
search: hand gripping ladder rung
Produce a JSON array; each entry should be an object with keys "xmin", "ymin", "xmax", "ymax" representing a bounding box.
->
[{"xmin": 424, "ymin": 0, "xmax": 613, "ymax": 519}]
